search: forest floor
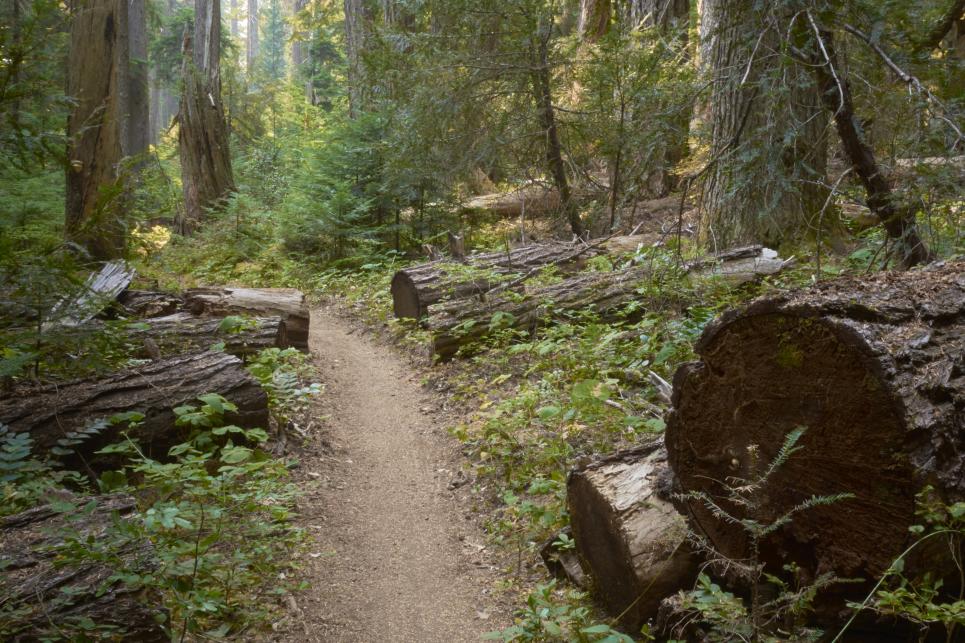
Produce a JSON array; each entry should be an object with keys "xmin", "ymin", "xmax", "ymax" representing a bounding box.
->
[{"xmin": 270, "ymin": 306, "xmax": 508, "ymax": 642}]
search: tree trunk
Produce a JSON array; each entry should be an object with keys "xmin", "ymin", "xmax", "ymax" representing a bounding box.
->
[
  {"xmin": 124, "ymin": 312, "xmax": 288, "ymax": 358},
  {"xmin": 532, "ymin": 21, "xmax": 584, "ymax": 238},
  {"xmin": 127, "ymin": 0, "xmax": 149, "ymax": 160},
  {"xmin": 391, "ymin": 241, "xmax": 590, "ymax": 319},
  {"xmin": 666, "ymin": 262, "xmax": 964, "ymax": 613},
  {"xmin": 65, "ymin": 0, "xmax": 135, "ymax": 259},
  {"xmin": 0, "ymin": 351, "xmax": 269, "ymax": 469},
  {"xmin": 568, "ymin": 444, "xmax": 701, "ymax": 630},
  {"xmin": 1, "ymin": 494, "xmax": 167, "ymax": 641},
  {"xmin": 184, "ymin": 287, "xmax": 310, "ymax": 350},
  {"xmin": 578, "ymin": 0, "xmax": 611, "ymax": 42},
  {"xmin": 806, "ymin": 27, "xmax": 930, "ymax": 268},
  {"xmin": 427, "ymin": 246, "xmax": 784, "ymax": 360},
  {"xmin": 231, "ymin": 0, "xmax": 239, "ymax": 38},
  {"xmin": 343, "ymin": 0, "xmax": 370, "ymax": 117},
  {"xmin": 177, "ymin": 0, "xmax": 235, "ymax": 234},
  {"xmin": 698, "ymin": 0, "xmax": 827, "ymax": 249},
  {"xmin": 247, "ymin": 0, "xmax": 259, "ymax": 72},
  {"xmin": 117, "ymin": 289, "xmax": 184, "ymax": 317}
]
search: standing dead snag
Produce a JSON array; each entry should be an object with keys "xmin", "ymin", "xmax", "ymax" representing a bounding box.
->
[
  {"xmin": 666, "ymin": 262, "xmax": 964, "ymax": 612},
  {"xmin": 568, "ymin": 445, "xmax": 700, "ymax": 630}
]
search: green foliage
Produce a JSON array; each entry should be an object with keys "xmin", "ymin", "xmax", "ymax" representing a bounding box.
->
[
  {"xmin": 485, "ymin": 581, "xmax": 635, "ymax": 643},
  {"xmin": 247, "ymin": 347, "xmax": 322, "ymax": 428}
]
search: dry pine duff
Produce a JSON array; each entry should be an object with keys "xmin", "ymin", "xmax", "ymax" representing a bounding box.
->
[
  {"xmin": 666, "ymin": 261, "xmax": 964, "ymax": 613},
  {"xmin": 0, "ymin": 350, "xmax": 268, "ymax": 469}
]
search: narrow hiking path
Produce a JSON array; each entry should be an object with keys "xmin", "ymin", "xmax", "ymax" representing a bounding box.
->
[{"xmin": 278, "ymin": 307, "xmax": 504, "ymax": 642}]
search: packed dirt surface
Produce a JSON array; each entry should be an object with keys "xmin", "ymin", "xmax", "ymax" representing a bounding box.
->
[{"xmin": 274, "ymin": 308, "xmax": 505, "ymax": 642}]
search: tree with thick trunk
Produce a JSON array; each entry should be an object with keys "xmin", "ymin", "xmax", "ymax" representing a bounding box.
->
[
  {"xmin": 247, "ymin": 0, "xmax": 259, "ymax": 72},
  {"xmin": 343, "ymin": 0, "xmax": 370, "ymax": 117},
  {"xmin": 65, "ymin": 0, "xmax": 150, "ymax": 259},
  {"xmin": 697, "ymin": 0, "xmax": 828, "ymax": 249},
  {"xmin": 578, "ymin": 0, "xmax": 610, "ymax": 42},
  {"xmin": 177, "ymin": 0, "xmax": 235, "ymax": 233}
]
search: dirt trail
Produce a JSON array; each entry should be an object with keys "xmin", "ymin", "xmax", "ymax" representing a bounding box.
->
[{"xmin": 281, "ymin": 308, "xmax": 502, "ymax": 642}]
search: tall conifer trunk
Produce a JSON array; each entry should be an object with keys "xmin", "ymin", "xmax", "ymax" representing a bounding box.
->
[{"xmin": 177, "ymin": 0, "xmax": 235, "ymax": 234}]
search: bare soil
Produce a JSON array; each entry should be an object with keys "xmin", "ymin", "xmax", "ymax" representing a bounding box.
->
[{"xmin": 272, "ymin": 307, "xmax": 506, "ymax": 642}]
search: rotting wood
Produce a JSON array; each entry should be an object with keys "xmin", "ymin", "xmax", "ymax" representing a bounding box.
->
[{"xmin": 184, "ymin": 287, "xmax": 310, "ymax": 350}]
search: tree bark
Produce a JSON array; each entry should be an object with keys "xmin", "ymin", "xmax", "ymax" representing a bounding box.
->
[
  {"xmin": 65, "ymin": 0, "xmax": 141, "ymax": 259},
  {"xmin": 391, "ymin": 241, "xmax": 589, "ymax": 319},
  {"xmin": 568, "ymin": 444, "xmax": 701, "ymax": 630},
  {"xmin": 343, "ymin": 0, "xmax": 370, "ymax": 117},
  {"xmin": 427, "ymin": 246, "xmax": 784, "ymax": 360},
  {"xmin": 1, "ymin": 494, "xmax": 167, "ymax": 641},
  {"xmin": 184, "ymin": 287, "xmax": 310, "ymax": 350},
  {"xmin": 127, "ymin": 0, "xmax": 149, "ymax": 159},
  {"xmin": 0, "ymin": 351, "xmax": 269, "ymax": 469},
  {"xmin": 698, "ymin": 0, "xmax": 827, "ymax": 249},
  {"xmin": 247, "ymin": 0, "xmax": 259, "ymax": 72},
  {"xmin": 806, "ymin": 27, "xmax": 930, "ymax": 268},
  {"xmin": 117, "ymin": 289, "xmax": 184, "ymax": 317},
  {"xmin": 177, "ymin": 0, "xmax": 235, "ymax": 233},
  {"xmin": 666, "ymin": 262, "xmax": 964, "ymax": 612},
  {"xmin": 578, "ymin": 0, "xmax": 611, "ymax": 42}
]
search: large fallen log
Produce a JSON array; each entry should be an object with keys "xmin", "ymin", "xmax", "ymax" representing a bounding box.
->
[
  {"xmin": 568, "ymin": 444, "xmax": 700, "ymax": 631},
  {"xmin": 0, "ymin": 493, "xmax": 167, "ymax": 641},
  {"xmin": 427, "ymin": 246, "xmax": 784, "ymax": 360},
  {"xmin": 666, "ymin": 262, "xmax": 964, "ymax": 610},
  {"xmin": 116, "ymin": 289, "xmax": 183, "ymax": 318},
  {"xmin": 390, "ymin": 241, "xmax": 592, "ymax": 319},
  {"xmin": 127, "ymin": 312, "xmax": 288, "ymax": 358},
  {"xmin": 0, "ymin": 351, "xmax": 269, "ymax": 467},
  {"xmin": 45, "ymin": 260, "xmax": 136, "ymax": 328},
  {"xmin": 184, "ymin": 287, "xmax": 310, "ymax": 350}
]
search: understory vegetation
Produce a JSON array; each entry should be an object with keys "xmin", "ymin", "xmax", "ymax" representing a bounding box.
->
[{"xmin": 2, "ymin": 0, "xmax": 964, "ymax": 640}]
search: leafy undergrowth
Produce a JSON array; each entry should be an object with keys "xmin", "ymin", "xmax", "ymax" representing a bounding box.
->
[{"xmin": 1, "ymin": 348, "xmax": 319, "ymax": 640}]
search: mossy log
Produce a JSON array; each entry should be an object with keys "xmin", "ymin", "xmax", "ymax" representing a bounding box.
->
[
  {"xmin": 184, "ymin": 287, "xmax": 309, "ymax": 350},
  {"xmin": 666, "ymin": 261, "xmax": 964, "ymax": 608},
  {"xmin": 427, "ymin": 246, "xmax": 784, "ymax": 360},
  {"xmin": 567, "ymin": 444, "xmax": 700, "ymax": 631},
  {"xmin": 127, "ymin": 312, "xmax": 288, "ymax": 358},
  {"xmin": 0, "ymin": 351, "xmax": 268, "ymax": 468},
  {"xmin": 0, "ymin": 494, "xmax": 167, "ymax": 641},
  {"xmin": 390, "ymin": 241, "xmax": 591, "ymax": 319}
]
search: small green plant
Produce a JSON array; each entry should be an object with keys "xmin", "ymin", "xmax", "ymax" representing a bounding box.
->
[
  {"xmin": 484, "ymin": 580, "xmax": 635, "ymax": 642},
  {"xmin": 247, "ymin": 347, "xmax": 322, "ymax": 429}
]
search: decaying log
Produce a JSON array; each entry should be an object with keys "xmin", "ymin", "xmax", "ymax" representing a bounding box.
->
[
  {"xmin": 0, "ymin": 493, "xmax": 167, "ymax": 641},
  {"xmin": 427, "ymin": 246, "xmax": 784, "ymax": 360},
  {"xmin": 0, "ymin": 351, "xmax": 269, "ymax": 467},
  {"xmin": 184, "ymin": 287, "xmax": 309, "ymax": 350},
  {"xmin": 390, "ymin": 241, "xmax": 592, "ymax": 319},
  {"xmin": 568, "ymin": 444, "xmax": 700, "ymax": 630},
  {"xmin": 460, "ymin": 183, "xmax": 561, "ymax": 218},
  {"xmin": 46, "ymin": 260, "xmax": 136, "ymax": 328},
  {"xmin": 127, "ymin": 312, "xmax": 287, "ymax": 358},
  {"xmin": 666, "ymin": 262, "xmax": 964, "ymax": 608},
  {"xmin": 117, "ymin": 289, "xmax": 183, "ymax": 318}
]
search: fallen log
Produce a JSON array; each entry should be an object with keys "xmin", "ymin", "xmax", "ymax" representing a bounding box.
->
[
  {"xmin": 427, "ymin": 246, "xmax": 784, "ymax": 360},
  {"xmin": 116, "ymin": 289, "xmax": 183, "ymax": 318},
  {"xmin": 390, "ymin": 241, "xmax": 592, "ymax": 319},
  {"xmin": 666, "ymin": 261, "xmax": 964, "ymax": 610},
  {"xmin": 184, "ymin": 287, "xmax": 310, "ymax": 350},
  {"xmin": 127, "ymin": 312, "xmax": 288, "ymax": 358},
  {"xmin": 0, "ymin": 351, "xmax": 269, "ymax": 468},
  {"xmin": 0, "ymin": 493, "xmax": 167, "ymax": 641},
  {"xmin": 45, "ymin": 260, "xmax": 136, "ymax": 328},
  {"xmin": 568, "ymin": 444, "xmax": 700, "ymax": 631}
]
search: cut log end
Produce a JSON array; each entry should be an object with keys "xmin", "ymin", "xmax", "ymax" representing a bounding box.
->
[
  {"xmin": 667, "ymin": 262, "xmax": 964, "ymax": 594},
  {"xmin": 568, "ymin": 445, "xmax": 700, "ymax": 630},
  {"xmin": 390, "ymin": 271, "xmax": 422, "ymax": 319}
]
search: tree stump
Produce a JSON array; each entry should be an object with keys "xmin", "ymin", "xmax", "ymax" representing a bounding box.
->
[
  {"xmin": 666, "ymin": 262, "xmax": 964, "ymax": 601},
  {"xmin": 0, "ymin": 494, "xmax": 167, "ymax": 641},
  {"xmin": 568, "ymin": 444, "xmax": 701, "ymax": 630}
]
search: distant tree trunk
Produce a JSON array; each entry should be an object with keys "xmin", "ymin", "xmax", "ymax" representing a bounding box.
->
[
  {"xmin": 230, "ymin": 0, "xmax": 239, "ymax": 38},
  {"xmin": 66, "ymin": 0, "xmax": 147, "ymax": 259},
  {"xmin": 624, "ymin": 0, "xmax": 689, "ymax": 30},
  {"xmin": 806, "ymin": 27, "xmax": 930, "ymax": 268},
  {"xmin": 698, "ymin": 0, "xmax": 827, "ymax": 249},
  {"xmin": 177, "ymin": 0, "xmax": 235, "ymax": 234},
  {"xmin": 11, "ymin": 0, "xmax": 22, "ymax": 124},
  {"xmin": 343, "ymin": 0, "xmax": 370, "ymax": 117},
  {"xmin": 127, "ymin": 0, "xmax": 149, "ymax": 158},
  {"xmin": 578, "ymin": 0, "xmax": 610, "ymax": 42},
  {"xmin": 291, "ymin": 0, "xmax": 306, "ymax": 77},
  {"xmin": 532, "ymin": 20, "xmax": 583, "ymax": 238},
  {"xmin": 149, "ymin": 69, "xmax": 161, "ymax": 145},
  {"xmin": 247, "ymin": 0, "xmax": 259, "ymax": 72}
]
